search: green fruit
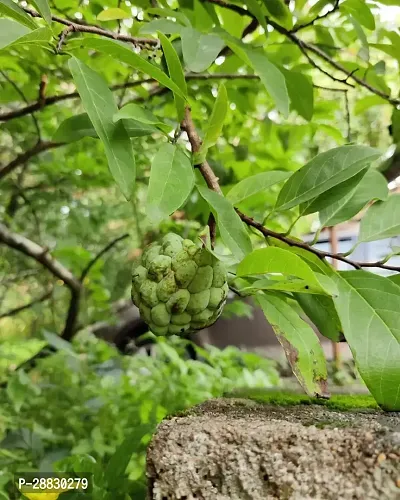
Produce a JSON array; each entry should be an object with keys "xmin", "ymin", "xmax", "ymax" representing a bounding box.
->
[{"xmin": 131, "ymin": 232, "xmax": 228, "ymax": 336}]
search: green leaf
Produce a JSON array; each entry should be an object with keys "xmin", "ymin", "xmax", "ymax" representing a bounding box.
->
[
  {"xmin": 241, "ymin": 277, "xmax": 329, "ymax": 295},
  {"xmin": 333, "ymin": 271, "xmax": 400, "ymax": 410},
  {"xmin": 300, "ymin": 168, "xmax": 368, "ymax": 217},
  {"xmin": 392, "ymin": 108, "xmax": 400, "ymax": 144},
  {"xmin": 195, "ymin": 83, "xmax": 228, "ymax": 161},
  {"xmin": 53, "ymin": 113, "xmax": 160, "ymax": 143},
  {"xmin": 146, "ymin": 7, "xmax": 191, "ymax": 26},
  {"xmin": 245, "ymin": 0, "xmax": 268, "ymax": 33},
  {"xmin": 370, "ymin": 43, "xmax": 400, "ymax": 63},
  {"xmin": 226, "ymin": 170, "xmax": 291, "ymax": 205},
  {"xmin": 31, "ymin": 0, "xmax": 51, "ymax": 25},
  {"xmin": 236, "ymin": 246, "xmax": 334, "ymax": 294},
  {"xmin": 97, "ymin": 7, "xmax": 130, "ymax": 20},
  {"xmin": 114, "ymin": 103, "xmax": 169, "ymax": 132},
  {"xmin": 349, "ymin": 15, "xmax": 369, "ymax": 62},
  {"xmin": 197, "ymin": 186, "xmax": 252, "ymax": 261},
  {"xmin": 104, "ymin": 428, "xmax": 150, "ymax": 490},
  {"xmin": 181, "ymin": 27, "xmax": 225, "ymax": 72},
  {"xmin": 257, "ymin": 293, "xmax": 328, "ymax": 397},
  {"xmin": 388, "ymin": 274, "xmax": 400, "ymax": 287},
  {"xmin": 158, "ymin": 32, "xmax": 187, "ymax": 121},
  {"xmin": 295, "ymin": 293, "xmax": 343, "ymax": 342},
  {"xmin": 319, "ymin": 169, "xmax": 388, "ymax": 227},
  {"xmin": 69, "ymin": 57, "xmax": 136, "ymax": 200},
  {"xmin": 70, "ymin": 37, "xmax": 187, "ymax": 100},
  {"xmin": 146, "ymin": 143, "xmax": 195, "ymax": 223},
  {"xmin": 0, "ymin": 0, "xmax": 38, "ymax": 29},
  {"xmin": 43, "ymin": 331, "xmax": 76, "ymax": 354},
  {"xmin": 139, "ymin": 19, "xmax": 184, "ymax": 35},
  {"xmin": 281, "ymin": 68, "xmax": 314, "ymax": 121},
  {"xmin": 261, "ymin": 0, "xmax": 292, "ymax": 29},
  {"xmin": 276, "ymin": 145, "xmax": 381, "ymax": 210},
  {"xmin": 0, "ymin": 18, "xmax": 29, "ymax": 50},
  {"xmin": 246, "ymin": 48, "xmax": 289, "ymax": 118},
  {"xmin": 354, "ymin": 95, "xmax": 387, "ymax": 114},
  {"xmin": 341, "ymin": 0, "xmax": 375, "ymax": 30},
  {"xmin": 359, "ymin": 195, "xmax": 400, "ymax": 242}
]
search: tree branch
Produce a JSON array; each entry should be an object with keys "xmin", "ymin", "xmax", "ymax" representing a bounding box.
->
[
  {"xmin": 182, "ymin": 108, "xmax": 400, "ymax": 273},
  {"xmin": 291, "ymin": 0, "xmax": 340, "ymax": 32},
  {"xmin": 0, "ymin": 223, "xmax": 81, "ymax": 291},
  {"xmin": 204, "ymin": 0, "xmax": 400, "ymax": 106},
  {"xmin": 62, "ymin": 233, "xmax": 130, "ymax": 340},
  {"xmin": 0, "ymin": 289, "xmax": 53, "ymax": 319},
  {"xmin": 0, "ymin": 141, "xmax": 64, "ymax": 180},
  {"xmin": 23, "ymin": 6, "xmax": 159, "ymax": 48},
  {"xmin": 80, "ymin": 233, "xmax": 130, "ymax": 281}
]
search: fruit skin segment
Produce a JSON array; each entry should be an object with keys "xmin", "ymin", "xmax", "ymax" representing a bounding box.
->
[{"xmin": 131, "ymin": 233, "xmax": 228, "ymax": 335}]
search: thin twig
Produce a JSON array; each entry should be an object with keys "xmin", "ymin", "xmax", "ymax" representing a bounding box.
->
[
  {"xmin": 57, "ymin": 25, "xmax": 74, "ymax": 53},
  {"xmin": 0, "ymin": 141, "xmax": 64, "ymax": 180},
  {"xmin": 80, "ymin": 233, "xmax": 129, "ymax": 281},
  {"xmin": 0, "ymin": 289, "xmax": 53, "ymax": 319},
  {"xmin": 344, "ymin": 91, "xmax": 351, "ymax": 142},
  {"xmin": 182, "ymin": 107, "xmax": 400, "ymax": 273},
  {"xmin": 204, "ymin": 0, "xmax": 400, "ymax": 106},
  {"xmin": 0, "ymin": 70, "xmax": 42, "ymax": 140},
  {"xmin": 23, "ymin": 6, "xmax": 158, "ymax": 47},
  {"xmin": 291, "ymin": 0, "xmax": 340, "ymax": 32}
]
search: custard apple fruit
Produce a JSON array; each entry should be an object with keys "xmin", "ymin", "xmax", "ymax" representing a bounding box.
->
[{"xmin": 131, "ymin": 233, "xmax": 228, "ymax": 335}]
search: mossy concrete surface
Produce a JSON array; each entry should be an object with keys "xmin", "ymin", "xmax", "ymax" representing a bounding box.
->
[{"xmin": 146, "ymin": 396, "xmax": 400, "ymax": 500}]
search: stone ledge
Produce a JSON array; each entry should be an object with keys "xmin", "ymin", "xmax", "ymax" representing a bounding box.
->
[{"xmin": 146, "ymin": 397, "xmax": 400, "ymax": 500}]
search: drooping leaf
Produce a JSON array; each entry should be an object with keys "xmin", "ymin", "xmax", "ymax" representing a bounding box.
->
[
  {"xmin": 197, "ymin": 186, "xmax": 252, "ymax": 261},
  {"xmin": 300, "ymin": 168, "xmax": 368, "ymax": 217},
  {"xmin": 246, "ymin": 48, "xmax": 289, "ymax": 118},
  {"xmin": 69, "ymin": 57, "xmax": 136, "ymax": 200},
  {"xmin": 359, "ymin": 195, "xmax": 400, "ymax": 242},
  {"xmin": 181, "ymin": 27, "xmax": 224, "ymax": 72},
  {"xmin": 97, "ymin": 8, "xmax": 130, "ymax": 20},
  {"xmin": 240, "ymin": 277, "xmax": 328, "ymax": 295},
  {"xmin": 146, "ymin": 144, "xmax": 195, "ymax": 223},
  {"xmin": 146, "ymin": 7, "xmax": 191, "ymax": 26},
  {"xmin": 43, "ymin": 331, "xmax": 76, "ymax": 354},
  {"xmin": 319, "ymin": 169, "xmax": 388, "ymax": 227},
  {"xmin": 354, "ymin": 95, "xmax": 387, "ymax": 115},
  {"xmin": 257, "ymin": 293, "xmax": 328, "ymax": 397},
  {"xmin": 333, "ymin": 271, "xmax": 400, "ymax": 410},
  {"xmin": 349, "ymin": 15, "xmax": 369, "ymax": 62},
  {"xmin": 391, "ymin": 108, "xmax": 400, "ymax": 144},
  {"xmin": 70, "ymin": 37, "xmax": 187, "ymax": 100},
  {"xmin": 195, "ymin": 84, "xmax": 228, "ymax": 163},
  {"xmin": 236, "ymin": 247, "xmax": 336, "ymax": 295},
  {"xmin": 370, "ymin": 43, "xmax": 400, "ymax": 63},
  {"xmin": 158, "ymin": 32, "xmax": 187, "ymax": 121},
  {"xmin": 53, "ymin": 113, "xmax": 160, "ymax": 143},
  {"xmin": 139, "ymin": 19, "xmax": 184, "ymax": 35},
  {"xmin": 0, "ymin": 0, "xmax": 37, "ymax": 29},
  {"xmin": 281, "ymin": 68, "xmax": 314, "ymax": 121},
  {"xmin": 226, "ymin": 171, "xmax": 291, "ymax": 205},
  {"xmin": 295, "ymin": 293, "xmax": 343, "ymax": 342},
  {"xmin": 31, "ymin": 0, "xmax": 51, "ymax": 25},
  {"xmin": 276, "ymin": 145, "xmax": 381, "ymax": 210}
]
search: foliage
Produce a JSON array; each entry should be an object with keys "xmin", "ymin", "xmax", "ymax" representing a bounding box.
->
[
  {"xmin": 0, "ymin": 0, "xmax": 400, "ymax": 418},
  {"xmin": 0, "ymin": 335, "xmax": 280, "ymax": 499}
]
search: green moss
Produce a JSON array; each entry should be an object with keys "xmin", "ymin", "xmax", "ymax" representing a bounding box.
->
[{"xmin": 224, "ymin": 389, "xmax": 380, "ymax": 411}]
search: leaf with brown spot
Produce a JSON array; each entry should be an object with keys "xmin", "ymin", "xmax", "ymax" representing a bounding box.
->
[{"xmin": 257, "ymin": 293, "xmax": 329, "ymax": 398}]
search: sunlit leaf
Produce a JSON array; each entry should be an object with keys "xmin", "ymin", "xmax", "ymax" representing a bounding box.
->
[
  {"xmin": 97, "ymin": 8, "xmax": 130, "ymax": 21},
  {"xmin": 31, "ymin": 0, "xmax": 51, "ymax": 25}
]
